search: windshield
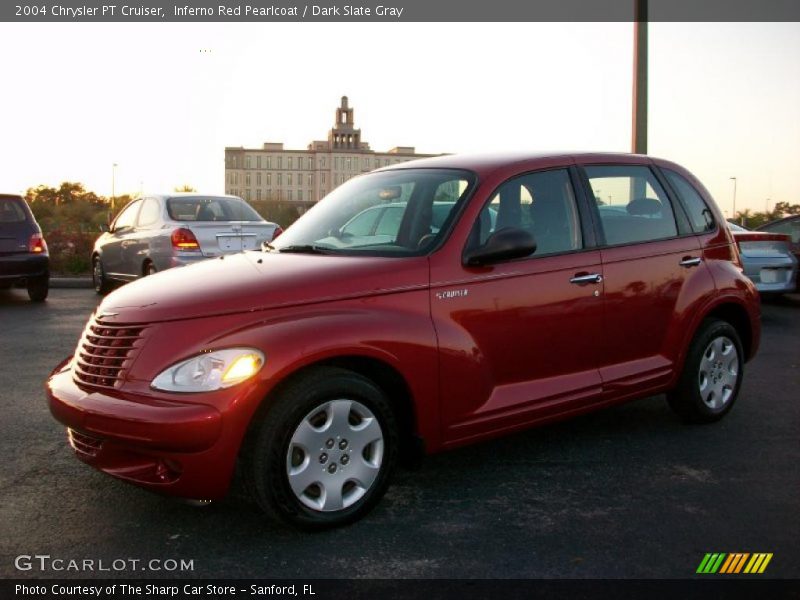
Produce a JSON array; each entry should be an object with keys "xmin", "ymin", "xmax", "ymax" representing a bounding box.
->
[
  {"xmin": 271, "ymin": 168, "xmax": 474, "ymax": 256},
  {"xmin": 167, "ymin": 196, "xmax": 263, "ymax": 222}
]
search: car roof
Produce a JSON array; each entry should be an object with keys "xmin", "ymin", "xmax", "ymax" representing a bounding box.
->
[
  {"xmin": 144, "ymin": 193, "xmax": 245, "ymax": 200},
  {"xmin": 758, "ymin": 215, "xmax": 800, "ymax": 229},
  {"xmin": 379, "ymin": 151, "xmax": 654, "ymax": 177}
]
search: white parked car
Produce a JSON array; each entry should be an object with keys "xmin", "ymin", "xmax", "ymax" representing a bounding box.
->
[
  {"xmin": 92, "ymin": 194, "xmax": 281, "ymax": 294},
  {"xmin": 728, "ymin": 222, "xmax": 798, "ymax": 294}
]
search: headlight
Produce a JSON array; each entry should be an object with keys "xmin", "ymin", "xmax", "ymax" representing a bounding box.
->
[{"xmin": 151, "ymin": 348, "xmax": 265, "ymax": 392}]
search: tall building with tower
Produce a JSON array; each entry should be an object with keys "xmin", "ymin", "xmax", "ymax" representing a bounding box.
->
[{"xmin": 224, "ymin": 96, "xmax": 437, "ymax": 207}]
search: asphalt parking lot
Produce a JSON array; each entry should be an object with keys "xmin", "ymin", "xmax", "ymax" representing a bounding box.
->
[{"xmin": 0, "ymin": 287, "xmax": 798, "ymax": 579}]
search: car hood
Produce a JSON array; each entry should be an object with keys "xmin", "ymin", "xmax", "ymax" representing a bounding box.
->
[{"xmin": 100, "ymin": 251, "xmax": 430, "ymax": 323}]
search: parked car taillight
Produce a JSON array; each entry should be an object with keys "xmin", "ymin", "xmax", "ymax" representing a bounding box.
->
[
  {"xmin": 28, "ymin": 232, "xmax": 47, "ymax": 254},
  {"xmin": 271, "ymin": 226, "xmax": 284, "ymax": 241},
  {"xmin": 171, "ymin": 228, "xmax": 201, "ymax": 251}
]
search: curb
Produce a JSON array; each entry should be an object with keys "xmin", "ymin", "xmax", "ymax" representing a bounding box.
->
[{"xmin": 51, "ymin": 277, "xmax": 93, "ymax": 289}]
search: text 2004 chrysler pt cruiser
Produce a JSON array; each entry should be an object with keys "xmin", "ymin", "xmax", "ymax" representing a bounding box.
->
[{"xmin": 48, "ymin": 153, "xmax": 760, "ymax": 528}]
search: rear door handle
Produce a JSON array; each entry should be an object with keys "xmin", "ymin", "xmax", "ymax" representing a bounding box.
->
[
  {"xmin": 680, "ymin": 257, "xmax": 702, "ymax": 268},
  {"xmin": 570, "ymin": 273, "xmax": 603, "ymax": 285}
]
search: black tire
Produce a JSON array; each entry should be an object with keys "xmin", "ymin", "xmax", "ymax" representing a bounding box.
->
[
  {"xmin": 27, "ymin": 274, "xmax": 49, "ymax": 302},
  {"xmin": 242, "ymin": 366, "xmax": 398, "ymax": 529},
  {"xmin": 667, "ymin": 318, "xmax": 744, "ymax": 424},
  {"xmin": 92, "ymin": 256, "xmax": 111, "ymax": 295}
]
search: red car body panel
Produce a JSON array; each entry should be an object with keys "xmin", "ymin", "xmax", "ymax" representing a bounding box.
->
[{"xmin": 47, "ymin": 152, "xmax": 761, "ymax": 500}]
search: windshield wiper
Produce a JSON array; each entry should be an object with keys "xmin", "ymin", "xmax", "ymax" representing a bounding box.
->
[{"xmin": 277, "ymin": 244, "xmax": 334, "ymax": 255}]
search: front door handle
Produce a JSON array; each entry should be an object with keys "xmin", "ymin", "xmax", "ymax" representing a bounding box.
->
[
  {"xmin": 570, "ymin": 273, "xmax": 603, "ymax": 285},
  {"xmin": 679, "ymin": 256, "xmax": 702, "ymax": 268}
]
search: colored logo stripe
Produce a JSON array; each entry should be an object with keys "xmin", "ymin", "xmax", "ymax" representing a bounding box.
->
[
  {"xmin": 697, "ymin": 553, "xmax": 726, "ymax": 573},
  {"xmin": 697, "ymin": 553, "xmax": 773, "ymax": 574}
]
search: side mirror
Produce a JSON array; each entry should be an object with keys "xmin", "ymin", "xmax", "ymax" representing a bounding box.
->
[
  {"xmin": 99, "ymin": 223, "xmax": 110, "ymax": 233},
  {"xmin": 463, "ymin": 227, "xmax": 537, "ymax": 267}
]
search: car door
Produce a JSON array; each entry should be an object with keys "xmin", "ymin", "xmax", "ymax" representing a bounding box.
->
[
  {"xmin": 102, "ymin": 199, "xmax": 142, "ymax": 278},
  {"xmin": 123, "ymin": 197, "xmax": 162, "ymax": 276},
  {"xmin": 579, "ymin": 162, "xmax": 708, "ymax": 397},
  {"xmin": 430, "ymin": 167, "xmax": 605, "ymax": 445}
]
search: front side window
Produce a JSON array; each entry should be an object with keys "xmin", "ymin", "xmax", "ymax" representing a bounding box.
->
[
  {"xmin": 466, "ymin": 168, "xmax": 582, "ymax": 257},
  {"xmin": 585, "ymin": 165, "xmax": 678, "ymax": 246},
  {"xmin": 663, "ymin": 169, "xmax": 715, "ymax": 233},
  {"xmin": 166, "ymin": 197, "xmax": 263, "ymax": 222},
  {"xmin": 113, "ymin": 200, "xmax": 142, "ymax": 231},
  {"xmin": 272, "ymin": 168, "xmax": 474, "ymax": 256}
]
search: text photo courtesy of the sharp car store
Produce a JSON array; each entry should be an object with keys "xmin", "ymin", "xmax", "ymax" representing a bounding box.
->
[{"xmin": 3, "ymin": 0, "xmax": 800, "ymax": 599}]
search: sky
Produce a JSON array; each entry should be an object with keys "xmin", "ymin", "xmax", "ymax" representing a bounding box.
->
[{"xmin": 1, "ymin": 21, "xmax": 798, "ymax": 216}]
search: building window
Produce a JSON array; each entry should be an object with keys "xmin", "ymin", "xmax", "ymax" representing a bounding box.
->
[
  {"xmin": 266, "ymin": 173, "xmax": 271, "ymax": 185},
  {"xmin": 256, "ymin": 189, "xmax": 261, "ymax": 201},
  {"xmin": 297, "ymin": 190, "xmax": 303, "ymax": 201},
  {"xmin": 266, "ymin": 157, "xmax": 272, "ymax": 169},
  {"xmin": 321, "ymin": 172, "xmax": 326, "ymax": 185},
  {"xmin": 320, "ymin": 157, "xmax": 326, "ymax": 169},
  {"xmin": 233, "ymin": 173, "xmax": 238, "ymax": 185},
  {"xmin": 287, "ymin": 190, "xmax": 292, "ymax": 201},
  {"xmin": 256, "ymin": 173, "xmax": 261, "ymax": 186},
  {"xmin": 308, "ymin": 174, "xmax": 313, "ymax": 186},
  {"xmin": 278, "ymin": 173, "xmax": 282, "ymax": 186},
  {"xmin": 288, "ymin": 157, "xmax": 293, "ymax": 170},
  {"xmin": 245, "ymin": 156, "xmax": 251, "ymax": 169},
  {"xmin": 245, "ymin": 173, "xmax": 251, "ymax": 186},
  {"xmin": 277, "ymin": 157, "xmax": 282, "ymax": 169},
  {"xmin": 257, "ymin": 156, "xmax": 261, "ymax": 169},
  {"xmin": 288, "ymin": 174, "xmax": 293, "ymax": 186}
]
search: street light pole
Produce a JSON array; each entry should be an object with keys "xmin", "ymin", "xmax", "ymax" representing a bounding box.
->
[
  {"xmin": 631, "ymin": 0, "xmax": 648, "ymax": 154},
  {"xmin": 729, "ymin": 176, "xmax": 737, "ymax": 224}
]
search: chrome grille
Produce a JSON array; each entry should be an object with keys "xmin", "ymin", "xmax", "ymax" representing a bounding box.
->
[
  {"xmin": 73, "ymin": 314, "xmax": 147, "ymax": 390},
  {"xmin": 67, "ymin": 428, "xmax": 104, "ymax": 458}
]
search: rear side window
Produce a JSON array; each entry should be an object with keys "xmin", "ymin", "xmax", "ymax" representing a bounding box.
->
[
  {"xmin": 663, "ymin": 169, "xmax": 715, "ymax": 233},
  {"xmin": 585, "ymin": 165, "xmax": 678, "ymax": 246},
  {"xmin": 137, "ymin": 198, "xmax": 161, "ymax": 228},
  {"xmin": 0, "ymin": 199, "xmax": 28, "ymax": 223},
  {"xmin": 167, "ymin": 197, "xmax": 263, "ymax": 222}
]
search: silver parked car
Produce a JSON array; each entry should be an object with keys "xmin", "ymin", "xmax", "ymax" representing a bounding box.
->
[
  {"xmin": 92, "ymin": 194, "xmax": 280, "ymax": 294},
  {"xmin": 728, "ymin": 222, "xmax": 798, "ymax": 294}
]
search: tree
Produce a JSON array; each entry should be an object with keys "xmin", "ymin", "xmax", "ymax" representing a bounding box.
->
[{"xmin": 174, "ymin": 184, "xmax": 197, "ymax": 192}]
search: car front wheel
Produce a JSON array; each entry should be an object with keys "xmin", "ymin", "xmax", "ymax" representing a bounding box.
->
[
  {"xmin": 667, "ymin": 318, "xmax": 744, "ymax": 423},
  {"xmin": 242, "ymin": 366, "xmax": 398, "ymax": 529}
]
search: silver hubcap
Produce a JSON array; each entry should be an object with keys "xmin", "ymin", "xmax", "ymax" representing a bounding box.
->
[
  {"xmin": 698, "ymin": 336, "xmax": 739, "ymax": 409},
  {"xmin": 286, "ymin": 399, "xmax": 383, "ymax": 512}
]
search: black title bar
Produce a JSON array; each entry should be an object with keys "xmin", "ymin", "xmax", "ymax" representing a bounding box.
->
[{"xmin": 4, "ymin": 0, "xmax": 800, "ymax": 22}]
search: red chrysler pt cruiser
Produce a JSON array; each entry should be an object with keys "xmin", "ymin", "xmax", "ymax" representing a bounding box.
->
[{"xmin": 48, "ymin": 153, "xmax": 760, "ymax": 528}]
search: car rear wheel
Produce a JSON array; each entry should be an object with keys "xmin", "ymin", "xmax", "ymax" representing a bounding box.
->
[
  {"xmin": 27, "ymin": 274, "xmax": 49, "ymax": 302},
  {"xmin": 92, "ymin": 256, "xmax": 111, "ymax": 295},
  {"xmin": 667, "ymin": 319, "xmax": 744, "ymax": 423},
  {"xmin": 242, "ymin": 366, "xmax": 398, "ymax": 529}
]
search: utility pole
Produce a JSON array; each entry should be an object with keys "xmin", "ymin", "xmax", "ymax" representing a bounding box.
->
[
  {"xmin": 730, "ymin": 177, "xmax": 737, "ymax": 223},
  {"xmin": 631, "ymin": 0, "xmax": 648, "ymax": 154}
]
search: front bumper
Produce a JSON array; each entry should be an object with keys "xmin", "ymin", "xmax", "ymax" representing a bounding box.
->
[{"xmin": 46, "ymin": 359, "xmax": 243, "ymax": 500}]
